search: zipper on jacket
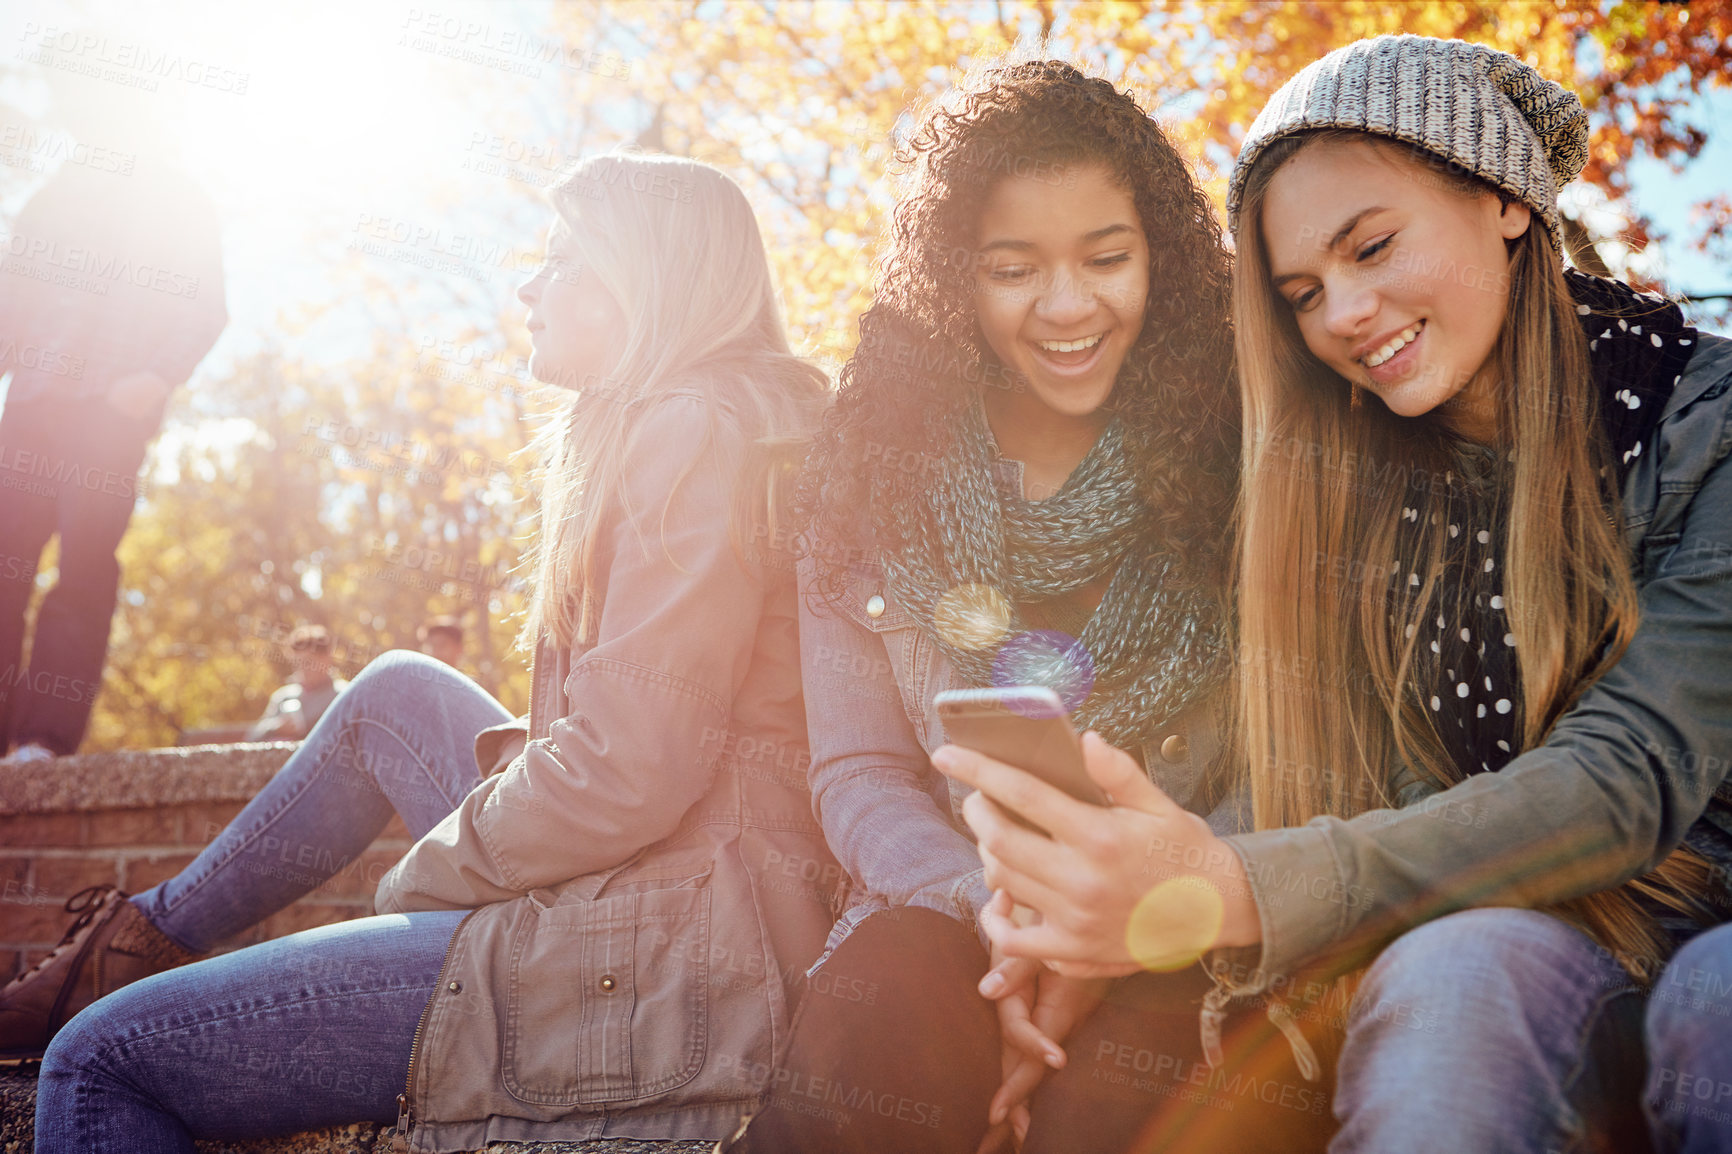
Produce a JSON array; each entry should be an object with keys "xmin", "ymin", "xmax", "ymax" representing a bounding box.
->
[
  {"xmin": 525, "ymin": 644, "xmax": 542, "ymax": 743},
  {"xmin": 393, "ymin": 909, "xmax": 478, "ymax": 1153}
]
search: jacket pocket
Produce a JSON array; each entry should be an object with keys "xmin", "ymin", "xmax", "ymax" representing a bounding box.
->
[
  {"xmin": 502, "ymin": 884, "xmax": 711, "ymax": 1107},
  {"xmin": 837, "ymin": 577, "xmax": 941, "ymax": 741},
  {"xmin": 1637, "ymin": 530, "xmax": 1681, "ymax": 584},
  {"xmin": 837, "ymin": 573, "xmax": 914, "ymax": 634}
]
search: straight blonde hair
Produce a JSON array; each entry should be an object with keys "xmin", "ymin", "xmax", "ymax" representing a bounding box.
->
[
  {"xmin": 520, "ymin": 153, "xmax": 827, "ymax": 650},
  {"xmin": 1233, "ymin": 131, "xmax": 1714, "ymax": 981}
]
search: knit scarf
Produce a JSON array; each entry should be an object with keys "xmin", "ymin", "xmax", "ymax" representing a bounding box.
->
[
  {"xmin": 881, "ymin": 400, "xmax": 1226, "ymax": 756},
  {"xmin": 1409, "ymin": 272, "xmax": 1698, "ymax": 777}
]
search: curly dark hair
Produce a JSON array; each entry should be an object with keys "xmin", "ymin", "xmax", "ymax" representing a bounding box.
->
[{"xmin": 795, "ymin": 58, "xmax": 1239, "ymax": 606}]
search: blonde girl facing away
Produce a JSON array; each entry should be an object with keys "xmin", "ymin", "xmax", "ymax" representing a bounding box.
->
[
  {"xmin": 18, "ymin": 153, "xmax": 839, "ymax": 1153},
  {"xmin": 938, "ymin": 36, "xmax": 1732, "ymax": 1154}
]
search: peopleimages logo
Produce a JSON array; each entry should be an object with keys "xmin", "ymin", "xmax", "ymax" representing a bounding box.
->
[
  {"xmin": 397, "ymin": 10, "xmax": 632, "ymax": 80},
  {"xmin": 0, "ymin": 442, "xmax": 139, "ymax": 500},
  {"xmin": 713, "ymin": 1054, "xmax": 945, "ymax": 1130},
  {"xmin": 0, "ymin": 664, "xmax": 99, "ymax": 706},
  {"xmin": 0, "ymin": 125, "xmax": 135, "ymax": 175},
  {"xmin": 16, "ymin": 23, "xmax": 251, "ymax": 94},
  {"xmin": 1, "ymin": 231, "xmax": 204, "ymax": 299},
  {"xmin": 0, "ymin": 340, "xmax": 84, "ymax": 380},
  {"xmin": 346, "ymin": 213, "xmax": 538, "ymax": 285}
]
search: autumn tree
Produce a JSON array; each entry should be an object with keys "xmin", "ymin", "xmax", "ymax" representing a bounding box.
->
[
  {"xmin": 573, "ymin": 0, "xmax": 1729, "ymax": 344},
  {"xmin": 2, "ymin": 2, "xmax": 1724, "ymax": 749},
  {"xmin": 92, "ymin": 333, "xmax": 541, "ymax": 750}
]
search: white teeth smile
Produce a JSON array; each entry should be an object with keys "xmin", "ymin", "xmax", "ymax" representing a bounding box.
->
[
  {"xmin": 1036, "ymin": 334, "xmax": 1103, "ymax": 354},
  {"xmin": 1363, "ymin": 322, "xmax": 1424, "ymax": 368}
]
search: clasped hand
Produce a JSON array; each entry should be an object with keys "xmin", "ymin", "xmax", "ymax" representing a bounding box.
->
[
  {"xmin": 933, "ymin": 730, "xmax": 1260, "ymax": 971},
  {"xmin": 931, "ymin": 732, "xmax": 1262, "ymax": 1148}
]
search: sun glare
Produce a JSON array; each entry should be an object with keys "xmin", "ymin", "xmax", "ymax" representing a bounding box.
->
[
  {"xmin": 169, "ymin": 6, "xmax": 479, "ymax": 222},
  {"xmin": 3, "ymin": 0, "xmax": 579, "ymax": 386},
  {"xmin": 7, "ymin": 0, "xmax": 533, "ymax": 270}
]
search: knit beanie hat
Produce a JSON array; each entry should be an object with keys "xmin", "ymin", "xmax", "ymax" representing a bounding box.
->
[{"xmin": 1225, "ymin": 35, "xmax": 1588, "ymax": 251}]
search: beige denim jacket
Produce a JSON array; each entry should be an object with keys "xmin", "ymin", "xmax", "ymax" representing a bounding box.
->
[
  {"xmin": 1205, "ymin": 334, "xmax": 1732, "ymax": 1055},
  {"xmin": 373, "ymin": 390, "xmax": 839, "ymax": 1152}
]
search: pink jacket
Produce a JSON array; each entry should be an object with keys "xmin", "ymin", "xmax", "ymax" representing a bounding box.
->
[{"xmin": 375, "ymin": 389, "xmax": 839, "ymax": 1152}]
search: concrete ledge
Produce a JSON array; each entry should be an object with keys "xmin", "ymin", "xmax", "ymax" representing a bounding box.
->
[
  {"xmin": 0, "ymin": 742, "xmax": 298, "ymax": 815},
  {"xmin": 1, "ymin": 1066, "xmax": 715, "ymax": 1151},
  {"xmin": 0, "ymin": 747, "xmax": 715, "ymax": 1151},
  {"xmin": 0, "ymin": 744, "xmax": 407, "ymax": 981}
]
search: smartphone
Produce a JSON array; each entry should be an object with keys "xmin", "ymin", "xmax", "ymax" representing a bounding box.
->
[{"xmin": 934, "ymin": 686, "xmax": 1110, "ymax": 807}]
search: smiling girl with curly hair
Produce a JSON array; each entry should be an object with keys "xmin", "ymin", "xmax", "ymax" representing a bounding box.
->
[{"xmin": 726, "ymin": 59, "xmax": 1245, "ymax": 1154}]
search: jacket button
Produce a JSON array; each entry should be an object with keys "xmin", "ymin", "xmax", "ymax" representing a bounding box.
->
[
  {"xmin": 1159, "ymin": 734, "xmax": 1189, "ymax": 764},
  {"xmin": 865, "ymin": 594, "xmax": 886, "ymax": 618},
  {"xmin": 447, "ymin": 980, "xmax": 462, "ymax": 993},
  {"xmin": 599, "ymin": 975, "xmax": 618, "ymax": 992}
]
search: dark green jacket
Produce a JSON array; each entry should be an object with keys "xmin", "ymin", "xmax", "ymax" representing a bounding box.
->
[{"xmin": 1215, "ymin": 333, "xmax": 1732, "ymax": 998}]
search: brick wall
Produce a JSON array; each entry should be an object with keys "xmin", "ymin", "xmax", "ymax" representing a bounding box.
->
[
  {"xmin": 0, "ymin": 745, "xmax": 412, "ymax": 980},
  {"xmin": 0, "ymin": 754, "xmax": 724, "ymax": 1153}
]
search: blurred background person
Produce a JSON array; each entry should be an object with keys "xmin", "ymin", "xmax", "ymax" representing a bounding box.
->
[
  {"xmin": 416, "ymin": 615, "xmax": 464, "ymax": 669},
  {"xmin": 0, "ymin": 69, "xmax": 227, "ymax": 765},
  {"xmin": 244, "ymin": 625, "xmax": 346, "ymax": 742}
]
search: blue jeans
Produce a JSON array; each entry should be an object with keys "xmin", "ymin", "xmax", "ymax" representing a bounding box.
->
[
  {"xmin": 1647, "ymin": 922, "xmax": 1732, "ymax": 1152},
  {"xmin": 35, "ymin": 649, "xmax": 510, "ymax": 1153},
  {"xmin": 1332, "ymin": 907, "xmax": 1646, "ymax": 1154}
]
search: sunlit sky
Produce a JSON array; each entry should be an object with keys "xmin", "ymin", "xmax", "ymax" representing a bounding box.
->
[
  {"xmin": 1, "ymin": 0, "xmax": 1727, "ymax": 408},
  {"xmin": 0, "ymin": 0, "xmax": 597, "ymax": 385}
]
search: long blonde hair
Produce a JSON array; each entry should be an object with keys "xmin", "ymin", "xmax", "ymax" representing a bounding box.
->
[
  {"xmin": 520, "ymin": 153, "xmax": 827, "ymax": 650},
  {"xmin": 1233, "ymin": 131, "xmax": 1713, "ymax": 980}
]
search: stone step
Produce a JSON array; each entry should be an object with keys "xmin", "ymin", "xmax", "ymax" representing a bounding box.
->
[
  {"xmin": 0, "ymin": 746, "xmax": 721, "ymax": 1152},
  {"xmin": 3, "ymin": 1064, "xmax": 714, "ymax": 1153}
]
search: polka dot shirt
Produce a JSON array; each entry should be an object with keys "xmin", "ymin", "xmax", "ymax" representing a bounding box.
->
[{"xmin": 1395, "ymin": 271, "xmax": 1697, "ymax": 776}]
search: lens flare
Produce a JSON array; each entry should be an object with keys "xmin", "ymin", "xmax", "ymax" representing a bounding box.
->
[
  {"xmin": 992, "ymin": 628, "xmax": 1095, "ymax": 712},
  {"xmin": 935, "ymin": 583, "xmax": 1013, "ymax": 651},
  {"xmin": 1126, "ymin": 875, "xmax": 1225, "ymax": 972}
]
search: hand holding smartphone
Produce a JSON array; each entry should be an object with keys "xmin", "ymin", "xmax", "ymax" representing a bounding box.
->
[{"xmin": 934, "ymin": 687, "xmax": 1110, "ymax": 814}]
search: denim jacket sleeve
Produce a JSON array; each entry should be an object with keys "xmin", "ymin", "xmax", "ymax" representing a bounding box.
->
[
  {"xmin": 377, "ymin": 393, "xmax": 763, "ymax": 912},
  {"xmin": 1212, "ymin": 335, "xmax": 1732, "ymax": 995},
  {"xmin": 797, "ymin": 558, "xmax": 993, "ymax": 936}
]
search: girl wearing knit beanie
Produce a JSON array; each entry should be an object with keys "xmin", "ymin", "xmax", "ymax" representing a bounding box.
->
[{"xmin": 940, "ymin": 35, "xmax": 1732, "ymax": 1154}]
